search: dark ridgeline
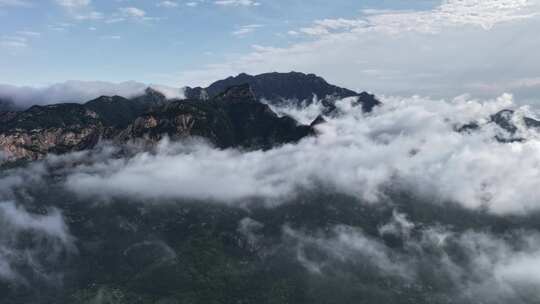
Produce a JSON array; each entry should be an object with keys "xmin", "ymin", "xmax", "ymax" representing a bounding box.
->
[
  {"xmin": 0, "ymin": 72, "xmax": 380, "ymax": 163},
  {"xmin": 184, "ymin": 71, "xmax": 380, "ymax": 112},
  {"xmin": 117, "ymin": 84, "xmax": 315, "ymax": 150}
]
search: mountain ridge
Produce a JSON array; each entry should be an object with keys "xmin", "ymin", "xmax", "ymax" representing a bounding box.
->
[
  {"xmin": 0, "ymin": 83, "xmax": 317, "ymax": 163},
  {"xmin": 184, "ymin": 71, "xmax": 381, "ymax": 112},
  {"xmin": 0, "ymin": 72, "xmax": 377, "ymax": 163}
]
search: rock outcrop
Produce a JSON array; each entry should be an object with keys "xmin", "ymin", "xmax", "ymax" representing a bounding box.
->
[{"xmin": 0, "ymin": 104, "xmax": 104, "ymax": 161}]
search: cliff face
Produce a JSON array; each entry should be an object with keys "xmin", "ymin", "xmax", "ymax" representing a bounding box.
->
[
  {"xmin": 0, "ymin": 104, "xmax": 105, "ymax": 161},
  {"xmin": 0, "ymin": 84, "xmax": 315, "ymax": 163}
]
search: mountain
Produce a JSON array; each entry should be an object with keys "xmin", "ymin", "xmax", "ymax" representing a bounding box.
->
[
  {"xmin": 457, "ymin": 109, "xmax": 540, "ymax": 142},
  {"xmin": 118, "ymin": 84, "xmax": 314, "ymax": 150},
  {"xmin": 0, "ymin": 103, "xmax": 105, "ymax": 161},
  {"xmin": 184, "ymin": 72, "xmax": 381, "ymax": 112},
  {"xmin": 0, "ymin": 84, "xmax": 315, "ymax": 163},
  {"xmin": 84, "ymin": 87, "xmax": 167, "ymax": 128},
  {"xmin": 0, "ymin": 72, "xmax": 382, "ymax": 164}
]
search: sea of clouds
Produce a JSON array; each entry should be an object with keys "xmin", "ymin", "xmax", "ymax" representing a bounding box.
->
[
  {"xmin": 43, "ymin": 93, "xmax": 540, "ymax": 215},
  {"xmin": 1, "ymin": 93, "xmax": 540, "ymax": 302}
]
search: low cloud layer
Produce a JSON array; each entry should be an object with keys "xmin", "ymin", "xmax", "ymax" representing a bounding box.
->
[
  {"xmin": 53, "ymin": 93, "xmax": 540, "ymax": 214},
  {"xmin": 0, "ymin": 81, "xmax": 185, "ymax": 109},
  {"xmin": 1, "ymin": 93, "xmax": 540, "ymax": 301}
]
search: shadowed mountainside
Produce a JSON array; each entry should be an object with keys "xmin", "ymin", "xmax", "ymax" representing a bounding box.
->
[{"xmin": 0, "ymin": 84, "xmax": 317, "ymax": 163}]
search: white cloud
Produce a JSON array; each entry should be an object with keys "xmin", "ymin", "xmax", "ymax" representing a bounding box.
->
[
  {"xmin": 73, "ymin": 10, "xmax": 103, "ymax": 20},
  {"xmin": 105, "ymin": 17, "xmax": 125, "ymax": 24},
  {"xmin": 0, "ymin": 31, "xmax": 39, "ymax": 51},
  {"xmin": 295, "ymin": 0, "xmax": 536, "ymax": 36},
  {"xmin": 173, "ymin": 0, "xmax": 540, "ymax": 99},
  {"xmin": 55, "ymin": 0, "xmax": 104, "ymax": 23},
  {"xmin": 0, "ymin": 37, "xmax": 26, "ymax": 49},
  {"xmin": 100, "ymin": 34, "xmax": 121, "ymax": 39},
  {"xmin": 55, "ymin": 0, "xmax": 91, "ymax": 8},
  {"xmin": 56, "ymin": 93, "xmax": 540, "ymax": 214},
  {"xmin": 119, "ymin": 6, "xmax": 146, "ymax": 18},
  {"xmin": 157, "ymin": 0, "xmax": 179, "ymax": 8},
  {"xmin": 16, "ymin": 30, "xmax": 40, "ymax": 37},
  {"xmin": 47, "ymin": 22, "xmax": 73, "ymax": 31},
  {"xmin": 215, "ymin": 0, "xmax": 260, "ymax": 7},
  {"xmin": 0, "ymin": 0, "xmax": 31, "ymax": 7},
  {"xmin": 299, "ymin": 18, "xmax": 367, "ymax": 36},
  {"xmin": 112, "ymin": 6, "xmax": 163, "ymax": 22},
  {"xmin": 232, "ymin": 24, "xmax": 262, "ymax": 37}
]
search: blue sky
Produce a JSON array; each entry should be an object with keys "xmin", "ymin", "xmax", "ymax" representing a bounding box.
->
[
  {"xmin": 1, "ymin": 0, "xmax": 438, "ymax": 85},
  {"xmin": 1, "ymin": 0, "xmax": 540, "ymax": 101}
]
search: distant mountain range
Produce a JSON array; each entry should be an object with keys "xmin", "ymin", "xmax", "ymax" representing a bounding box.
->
[
  {"xmin": 0, "ymin": 72, "xmax": 378, "ymax": 163},
  {"xmin": 2, "ymin": 71, "xmax": 539, "ymax": 164}
]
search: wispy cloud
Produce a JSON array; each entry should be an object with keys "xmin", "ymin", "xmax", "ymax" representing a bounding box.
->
[
  {"xmin": 232, "ymin": 24, "xmax": 262, "ymax": 37},
  {"xmin": 0, "ymin": 31, "xmax": 40, "ymax": 51},
  {"xmin": 119, "ymin": 6, "xmax": 146, "ymax": 18},
  {"xmin": 172, "ymin": 0, "xmax": 540, "ymax": 98},
  {"xmin": 0, "ymin": 30, "xmax": 41, "ymax": 51},
  {"xmin": 73, "ymin": 10, "xmax": 103, "ymax": 20},
  {"xmin": 157, "ymin": 0, "xmax": 179, "ymax": 8},
  {"xmin": 100, "ymin": 35, "xmax": 121, "ymax": 40},
  {"xmin": 54, "ymin": 0, "xmax": 105, "ymax": 23},
  {"xmin": 296, "ymin": 0, "xmax": 536, "ymax": 36},
  {"xmin": 215, "ymin": 0, "xmax": 260, "ymax": 7},
  {"xmin": 55, "ymin": 0, "xmax": 91, "ymax": 8},
  {"xmin": 0, "ymin": 36, "xmax": 27, "ymax": 49},
  {"xmin": 16, "ymin": 30, "xmax": 40, "ymax": 37},
  {"xmin": 0, "ymin": 0, "xmax": 32, "ymax": 7}
]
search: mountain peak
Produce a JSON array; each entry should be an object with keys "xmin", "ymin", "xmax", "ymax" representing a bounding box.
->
[
  {"xmin": 144, "ymin": 87, "xmax": 166, "ymax": 99},
  {"xmin": 185, "ymin": 71, "xmax": 361, "ymax": 104}
]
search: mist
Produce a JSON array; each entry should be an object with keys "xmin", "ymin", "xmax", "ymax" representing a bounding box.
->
[
  {"xmin": 2, "ymin": 93, "xmax": 540, "ymax": 303},
  {"xmin": 0, "ymin": 81, "xmax": 185, "ymax": 109},
  {"xmin": 54, "ymin": 93, "xmax": 540, "ymax": 214}
]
